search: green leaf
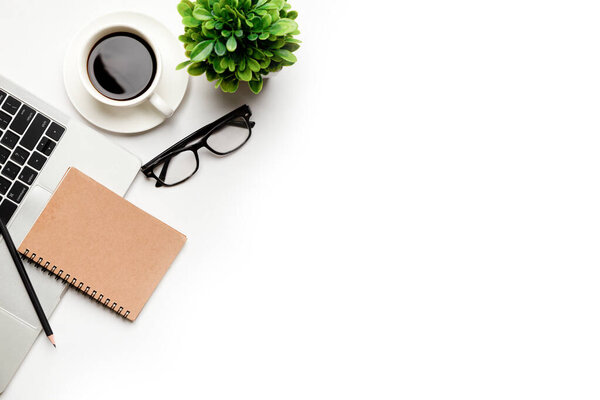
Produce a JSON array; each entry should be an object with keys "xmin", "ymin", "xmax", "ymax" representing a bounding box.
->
[
  {"xmin": 176, "ymin": 60, "xmax": 192, "ymax": 70},
  {"xmin": 268, "ymin": 18, "xmax": 297, "ymax": 35},
  {"xmin": 222, "ymin": 30, "xmax": 232, "ymax": 37},
  {"xmin": 252, "ymin": 49, "xmax": 263, "ymax": 60},
  {"xmin": 202, "ymin": 27, "xmax": 218, "ymax": 39},
  {"xmin": 255, "ymin": 0, "xmax": 268, "ymax": 7},
  {"xmin": 235, "ymin": 30, "xmax": 244, "ymax": 37},
  {"xmin": 191, "ymin": 40, "xmax": 214, "ymax": 62},
  {"xmin": 237, "ymin": 67, "xmax": 252, "ymax": 81},
  {"xmin": 205, "ymin": 20, "xmax": 215, "ymax": 29},
  {"xmin": 272, "ymin": 38, "xmax": 286, "ymax": 49},
  {"xmin": 261, "ymin": 0, "xmax": 282, "ymax": 10},
  {"xmin": 192, "ymin": 7, "xmax": 213, "ymax": 21},
  {"xmin": 182, "ymin": 16, "xmax": 202, "ymax": 27},
  {"xmin": 247, "ymin": 58, "xmax": 260, "ymax": 72},
  {"xmin": 226, "ymin": 35, "xmax": 237, "ymax": 51},
  {"xmin": 249, "ymin": 77, "xmax": 263, "ymax": 94},
  {"xmin": 259, "ymin": 58, "xmax": 271, "ymax": 68},
  {"xmin": 206, "ymin": 68, "xmax": 218, "ymax": 81},
  {"xmin": 273, "ymin": 49, "xmax": 297, "ymax": 63},
  {"xmin": 213, "ymin": 3, "xmax": 222, "ymax": 16},
  {"xmin": 286, "ymin": 10, "xmax": 298, "ymax": 19},
  {"xmin": 220, "ymin": 57, "xmax": 229, "ymax": 69},
  {"xmin": 177, "ymin": 2, "xmax": 192, "ymax": 17},
  {"xmin": 260, "ymin": 14, "xmax": 272, "ymax": 29},
  {"xmin": 269, "ymin": 9, "xmax": 280, "ymax": 22},
  {"xmin": 283, "ymin": 42, "xmax": 300, "ymax": 52},
  {"xmin": 220, "ymin": 78, "xmax": 240, "ymax": 93},
  {"xmin": 215, "ymin": 40, "xmax": 226, "ymax": 56},
  {"xmin": 248, "ymin": 33, "xmax": 258, "ymax": 41},
  {"xmin": 214, "ymin": 61, "xmax": 227, "ymax": 73},
  {"xmin": 259, "ymin": 32, "xmax": 270, "ymax": 40},
  {"xmin": 228, "ymin": 58, "xmax": 236, "ymax": 71},
  {"xmin": 188, "ymin": 63, "xmax": 207, "ymax": 76}
]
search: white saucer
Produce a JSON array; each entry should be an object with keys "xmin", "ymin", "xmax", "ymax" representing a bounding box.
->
[{"xmin": 64, "ymin": 12, "xmax": 189, "ymax": 134}]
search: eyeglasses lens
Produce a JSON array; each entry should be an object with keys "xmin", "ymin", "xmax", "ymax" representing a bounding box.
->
[
  {"xmin": 152, "ymin": 149, "xmax": 198, "ymax": 185},
  {"xmin": 206, "ymin": 116, "xmax": 251, "ymax": 154}
]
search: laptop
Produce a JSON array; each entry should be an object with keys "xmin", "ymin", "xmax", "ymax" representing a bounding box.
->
[{"xmin": 0, "ymin": 74, "xmax": 141, "ymax": 393}]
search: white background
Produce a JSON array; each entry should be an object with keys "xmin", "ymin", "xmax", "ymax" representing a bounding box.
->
[{"xmin": 2, "ymin": 0, "xmax": 600, "ymax": 398}]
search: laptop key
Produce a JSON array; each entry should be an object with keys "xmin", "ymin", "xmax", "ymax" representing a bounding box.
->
[
  {"xmin": 18, "ymin": 166, "xmax": 37, "ymax": 185},
  {"xmin": 10, "ymin": 146, "xmax": 30, "ymax": 166},
  {"xmin": 2, "ymin": 96, "xmax": 21, "ymax": 115},
  {"xmin": 6, "ymin": 181, "xmax": 28, "ymax": 204},
  {"xmin": 1, "ymin": 161, "xmax": 19, "ymax": 180},
  {"xmin": 10, "ymin": 105, "xmax": 35, "ymax": 134},
  {"xmin": 0, "ymin": 176, "xmax": 10, "ymax": 195},
  {"xmin": 46, "ymin": 123, "xmax": 65, "ymax": 141},
  {"xmin": 36, "ymin": 137, "xmax": 56, "ymax": 156},
  {"xmin": 12, "ymin": 147, "xmax": 27, "ymax": 165},
  {"xmin": 1, "ymin": 131, "xmax": 19, "ymax": 149},
  {"xmin": 0, "ymin": 110, "xmax": 11, "ymax": 130},
  {"xmin": 0, "ymin": 199, "xmax": 17, "ymax": 224},
  {"xmin": 27, "ymin": 151, "xmax": 46, "ymax": 171},
  {"xmin": 21, "ymin": 114, "xmax": 49, "ymax": 150},
  {"xmin": 0, "ymin": 146, "xmax": 9, "ymax": 164},
  {"xmin": 0, "ymin": 90, "xmax": 6, "ymax": 104}
]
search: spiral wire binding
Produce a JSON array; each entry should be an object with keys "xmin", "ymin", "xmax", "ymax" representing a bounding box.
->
[{"xmin": 22, "ymin": 249, "xmax": 131, "ymax": 319}]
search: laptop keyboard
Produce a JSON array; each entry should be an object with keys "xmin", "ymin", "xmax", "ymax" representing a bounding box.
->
[{"xmin": 0, "ymin": 89, "xmax": 64, "ymax": 225}]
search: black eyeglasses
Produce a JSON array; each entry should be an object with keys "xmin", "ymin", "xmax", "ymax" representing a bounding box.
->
[{"xmin": 141, "ymin": 105, "xmax": 255, "ymax": 187}]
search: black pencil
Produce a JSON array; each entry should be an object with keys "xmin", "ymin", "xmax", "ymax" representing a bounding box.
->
[{"xmin": 0, "ymin": 218, "xmax": 55, "ymax": 347}]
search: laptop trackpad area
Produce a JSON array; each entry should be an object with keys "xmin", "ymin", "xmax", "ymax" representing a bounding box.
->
[{"xmin": 0, "ymin": 186, "xmax": 63, "ymax": 328}]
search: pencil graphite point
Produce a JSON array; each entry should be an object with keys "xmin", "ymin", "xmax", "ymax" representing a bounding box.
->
[{"xmin": 48, "ymin": 334, "xmax": 56, "ymax": 348}]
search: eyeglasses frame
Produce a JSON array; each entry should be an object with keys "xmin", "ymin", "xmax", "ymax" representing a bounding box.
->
[{"xmin": 140, "ymin": 104, "xmax": 254, "ymax": 187}]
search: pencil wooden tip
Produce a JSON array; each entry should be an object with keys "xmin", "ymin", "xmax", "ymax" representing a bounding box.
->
[{"xmin": 48, "ymin": 334, "xmax": 56, "ymax": 348}]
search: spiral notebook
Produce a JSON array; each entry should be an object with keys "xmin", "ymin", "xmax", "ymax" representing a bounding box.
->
[{"xmin": 18, "ymin": 168, "xmax": 187, "ymax": 321}]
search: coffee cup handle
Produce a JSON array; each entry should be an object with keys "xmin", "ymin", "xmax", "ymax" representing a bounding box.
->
[{"xmin": 149, "ymin": 93, "xmax": 174, "ymax": 118}]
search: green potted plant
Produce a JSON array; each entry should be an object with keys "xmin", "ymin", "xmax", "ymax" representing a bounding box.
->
[{"xmin": 176, "ymin": 0, "xmax": 301, "ymax": 94}]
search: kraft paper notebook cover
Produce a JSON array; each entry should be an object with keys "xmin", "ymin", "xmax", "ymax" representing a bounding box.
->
[{"xmin": 18, "ymin": 168, "xmax": 186, "ymax": 321}]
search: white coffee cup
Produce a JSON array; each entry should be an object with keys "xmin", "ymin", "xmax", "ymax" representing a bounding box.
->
[{"xmin": 77, "ymin": 24, "xmax": 173, "ymax": 118}]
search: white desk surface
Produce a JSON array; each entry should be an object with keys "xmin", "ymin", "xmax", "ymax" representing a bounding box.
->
[{"xmin": 2, "ymin": 0, "xmax": 600, "ymax": 398}]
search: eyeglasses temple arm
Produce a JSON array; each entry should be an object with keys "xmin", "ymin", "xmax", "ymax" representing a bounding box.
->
[{"xmin": 154, "ymin": 158, "xmax": 171, "ymax": 188}]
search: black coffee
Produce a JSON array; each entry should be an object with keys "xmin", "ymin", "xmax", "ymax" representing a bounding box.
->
[{"xmin": 87, "ymin": 32, "xmax": 157, "ymax": 101}]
